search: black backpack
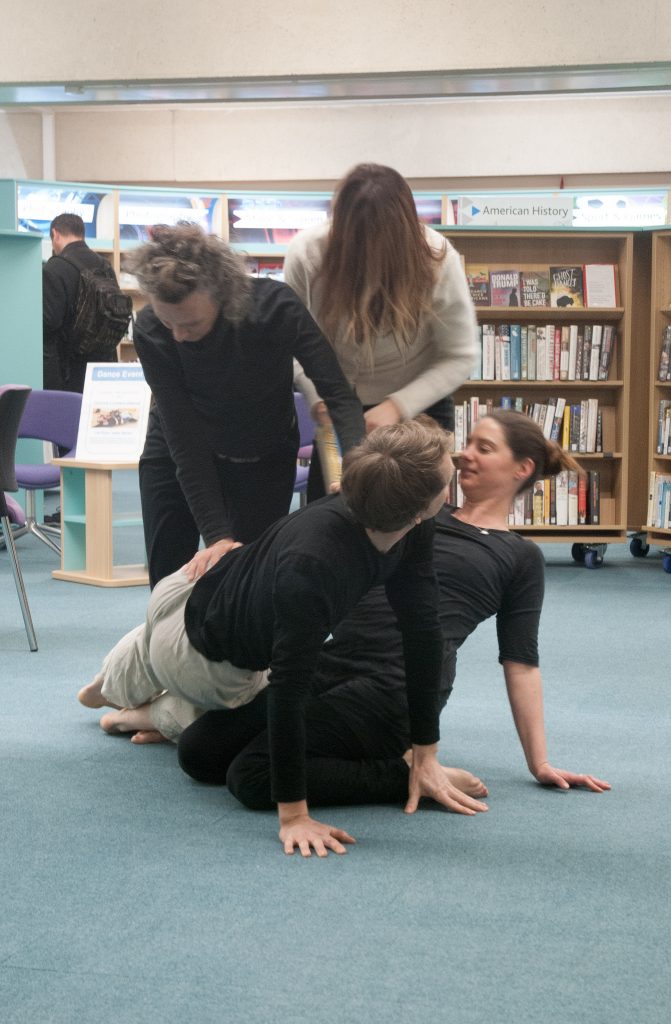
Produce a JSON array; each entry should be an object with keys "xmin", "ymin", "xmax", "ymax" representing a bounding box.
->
[{"xmin": 59, "ymin": 252, "xmax": 133, "ymax": 357}]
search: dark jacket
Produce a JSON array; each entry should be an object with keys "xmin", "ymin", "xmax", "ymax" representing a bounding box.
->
[{"xmin": 42, "ymin": 240, "xmax": 118, "ymax": 391}]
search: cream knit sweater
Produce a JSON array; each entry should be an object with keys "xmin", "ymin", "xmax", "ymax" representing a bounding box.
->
[{"xmin": 285, "ymin": 221, "xmax": 478, "ymax": 417}]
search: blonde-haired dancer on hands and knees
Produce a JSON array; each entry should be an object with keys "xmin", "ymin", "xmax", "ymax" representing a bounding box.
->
[
  {"xmin": 177, "ymin": 410, "xmax": 610, "ymax": 812},
  {"xmin": 79, "ymin": 417, "xmax": 487, "ymax": 857}
]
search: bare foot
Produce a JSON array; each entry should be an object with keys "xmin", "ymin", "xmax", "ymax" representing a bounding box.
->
[
  {"xmin": 131, "ymin": 730, "xmax": 169, "ymax": 745},
  {"xmin": 78, "ymin": 673, "xmax": 121, "ymax": 710},
  {"xmin": 100, "ymin": 705, "xmax": 158, "ymax": 736},
  {"xmin": 443, "ymin": 767, "xmax": 488, "ymax": 799}
]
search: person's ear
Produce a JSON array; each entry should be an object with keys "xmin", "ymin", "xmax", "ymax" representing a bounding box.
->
[{"xmin": 515, "ymin": 457, "xmax": 535, "ymax": 484}]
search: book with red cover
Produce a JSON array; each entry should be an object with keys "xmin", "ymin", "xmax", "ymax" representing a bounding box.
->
[
  {"xmin": 489, "ymin": 269, "xmax": 521, "ymax": 307},
  {"xmin": 578, "ymin": 472, "xmax": 588, "ymax": 524}
]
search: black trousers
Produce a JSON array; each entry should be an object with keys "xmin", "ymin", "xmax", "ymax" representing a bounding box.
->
[
  {"xmin": 306, "ymin": 395, "xmax": 455, "ymax": 502},
  {"xmin": 177, "ymin": 678, "xmax": 412, "ymax": 810},
  {"xmin": 139, "ymin": 431, "xmax": 299, "ymax": 588}
]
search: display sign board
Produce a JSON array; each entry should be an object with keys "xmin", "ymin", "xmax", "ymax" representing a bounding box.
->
[{"xmin": 76, "ymin": 363, "xmax": 151, "ymax": 461}]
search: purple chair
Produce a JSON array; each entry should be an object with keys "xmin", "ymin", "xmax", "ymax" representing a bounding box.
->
[
  {"xmin": 0, "ymin": 384, "xmax": 38, "ymax": 651},
  {"xmin": 294, "ymin": 391, "xmax": 315, "ymax": 506},
  {"xmin": 15, "ymin": 389, "xmax": 82, "ymax": 555}
]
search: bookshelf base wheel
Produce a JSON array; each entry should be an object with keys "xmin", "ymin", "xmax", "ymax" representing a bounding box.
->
[
  {"xmin": 571, "ymin": 543, "xmax": 586, "ymax": 564},
  {"xmin": 585, "ymin": 549, "xmax": 604, "ymax": 569},
  {"xmin": 629, "ymin": 536, "xmax": 650, "ymax": 558},
  {"xmin": 663, "ymin": 555, "xmax": 671, "ymax": 574}
]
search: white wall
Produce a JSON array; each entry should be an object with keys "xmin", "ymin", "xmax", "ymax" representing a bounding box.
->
[
  {"xmin": 0, "ymin": 113, "xmax": 42, "ymax": 178},
  {"xmin": 51, "ymin": 93, "xmax": 671, "ymax": 186},
  {"xmin": 2, "ymin": 1, "xmax": 671, "ymax": 82}
]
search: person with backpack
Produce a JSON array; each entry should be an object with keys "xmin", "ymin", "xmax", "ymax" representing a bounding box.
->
[{"xmin": 42, "ymin": 212, "xmax": 131, "ymax": 392}]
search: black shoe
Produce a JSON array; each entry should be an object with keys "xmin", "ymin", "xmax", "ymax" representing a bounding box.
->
[{"xmin": 44, "ymin": 508, "xmax": 61, "ymax": 525}]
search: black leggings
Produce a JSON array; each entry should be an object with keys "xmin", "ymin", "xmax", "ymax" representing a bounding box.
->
[
  {"xmin": 139, "ymin": 434, "xmax": 298, "ymax": 589},
  {"xmin": 177, "ymin": 681, "xmax": 411, "ymax": 809}
]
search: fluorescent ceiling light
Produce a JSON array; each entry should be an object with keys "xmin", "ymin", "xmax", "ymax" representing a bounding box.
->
[{"xmin": 2, "ymin": 63, "xmax": 671, "ymax": 106}]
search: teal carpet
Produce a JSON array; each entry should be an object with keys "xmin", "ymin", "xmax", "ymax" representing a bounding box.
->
[{"xmin": 1, "ymin": 480, "xmax": 669, "ymax": 1023}]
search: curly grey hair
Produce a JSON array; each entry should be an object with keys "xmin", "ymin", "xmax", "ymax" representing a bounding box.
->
[{"xmin": 125, "ymin": 221, "xmax": 251, "ymax": 323}]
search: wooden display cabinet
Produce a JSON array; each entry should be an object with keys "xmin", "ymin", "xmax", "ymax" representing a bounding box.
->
[
  {"xmin": 631, "ymin": 229, "xmax": 671, "ymax": 572},
  {"xmin": 442, "ymin": 229, "xmax": 634, "ymax": 566}
]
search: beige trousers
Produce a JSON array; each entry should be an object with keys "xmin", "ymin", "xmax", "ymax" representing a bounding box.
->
[{"xmin": 99, "ymin": 569, "xmax": 268, "ymax": 741}]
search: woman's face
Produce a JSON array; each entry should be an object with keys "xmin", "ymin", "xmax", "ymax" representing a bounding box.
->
[{"xmin": 458, "ymin": 418, "xmax": 529, "ymax": 500}]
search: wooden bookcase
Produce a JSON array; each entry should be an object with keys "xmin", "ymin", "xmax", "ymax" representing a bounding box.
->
[
  {"xmin": 632, "ymin": 229, "xmax": 671, "ymax": 571},
  {"xmin": 441, "ymin": 229, "xmax": 634, "ymax": 566}
]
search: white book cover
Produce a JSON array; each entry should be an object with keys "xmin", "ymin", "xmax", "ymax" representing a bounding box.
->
[
  {"xmin": 535, "ymin": 326, "xmax": 546, "ymax": 381},
  {"xmin": 589, "ymin": 324, "xmax": 603, "ymax": 380},
  {"xmin": 545, "ymin": 324, "xmax": 555, "ymax": 380},
  {"xmin": 586, "ymin": 397, "xmax": 599, "ymax": 452},
  {"xmin": 568, "ymin": 324, "xmax": 579, "ymax": 380},
  {"xmin": 482, "ymin": 324, "xmax": 496, "ymax": 380},
  {"xmin": 500, "ymin": 339, "xmax": 511, "ymax": 381},
  {"xmin": 76, "ymin": 363, "xmax": 152, "ymax": 462},
  {"xmin": 555, "ymin": 470, "xmax": 569, "ymax": 526},
  {"xmin": 470, "ymin": 327, "xmax": 483, "ymax": 380},
  {"xmin": 454, "ymin": 404, "xmax": 465, "ymax": 453},
  {"xmin": 583, "ymin": 264, "xmax": 618, "ymax": 308},
  {"xmin": 542, "ymin": 400, "xmax": 557, "ymax": 440},
  {"xmin": 578, "ymin": 399, "xmax": 589, "ymax": 452},
  {"xmin": 527, "ymin": 325, "xmax": 537, "ymax": 380}
]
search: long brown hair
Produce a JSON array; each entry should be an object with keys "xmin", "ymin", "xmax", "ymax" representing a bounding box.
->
[{"xmin": 316, "ymin": 164, "xmax": 445, "ymax": 356}]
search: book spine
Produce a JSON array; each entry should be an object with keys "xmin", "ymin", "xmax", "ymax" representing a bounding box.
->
[
  {"xmin": 559, "ymin": 325, "xmax": 570, "ymax": 380},
  {"xmin": 589, "ymin": 470, "xmax": 600, "ymax": 525},
  {"xmin": 598, "ymin": 326, "xmax": 616, "ymax": 381},
  {"xmin": 520, "ymin": 326, "xmax": 528, "ymax": 380},
  {"xmin": 582, "ymin": 325, "xmax": 592, "ymax": 381},
  {"xmin": 553, "ymin": 326, "xmax": 562, "ymax": 380},
  {"xmin": 528, "ymin": 326, "xmax": 537, "ymax": 381},
  {"xmin": 578, "ymin": 473, "xmax": 588, "ymax": 525},
  {"xmin": 574, "ymin": 326, "xmax": 584, "ymax": 380},
  {"xmin": 658, "ymin": 325, "xmax": 671, "ymax": 381},
  {"xmin": 567, "ymin": 470, "xmax": 578, "ymax": 525},
  {"xmin": 510, "ymin": 324, "xmax": 521, "ymax": 381},
  {"xmin": 550, "ymin": 396, "xmax": 566, "ymax": 442},
  {"xmin": 470, "ymin": 326, "xmax": 483, "ymax": 380},
  {"xmin": 589, "ymin": 324, "xmax": 603, "ymax": 381},
  {"xmin": 556, "ymin": 469, "xmax": 569, "ymax": 526}
]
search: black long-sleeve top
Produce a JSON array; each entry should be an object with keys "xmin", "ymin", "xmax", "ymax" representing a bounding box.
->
[
  {"xmin": 134, "ymin": 278, "xmax": 365, "ymax": 545},
  {"xmin": 184, "ymin": 495, "xmax": 444, "ymax": 803}
]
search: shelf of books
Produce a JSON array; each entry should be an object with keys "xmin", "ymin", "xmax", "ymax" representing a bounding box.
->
[
  {"xmin": 444, "ymin": 230, "xmax": 632, "ymax": 561},
  {"xmin": 636, "ymin": 229, "xmax": 671, "ymax": 572}
]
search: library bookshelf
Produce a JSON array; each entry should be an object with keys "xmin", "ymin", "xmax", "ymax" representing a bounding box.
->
[
  {"xmin": 631, "ymin": 229, "xmax": 671, "ymax": 572},
  {"xmin": 442, "ymin": 229, "xmax": 634, "ymax": 567}
]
